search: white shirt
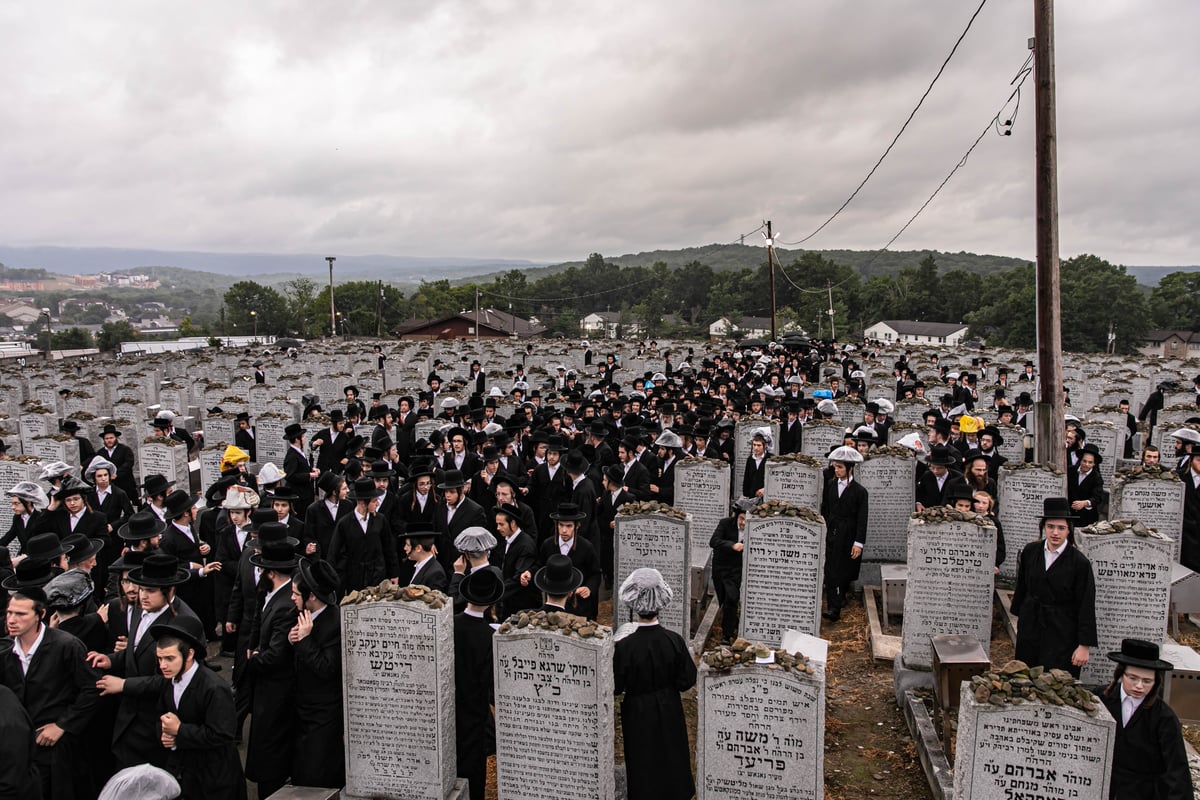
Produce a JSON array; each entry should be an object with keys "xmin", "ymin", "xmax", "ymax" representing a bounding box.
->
[
  {"xmin": 134, "ymin": 606, "xmax": 169, "ymax": 648},
  {"xmin": 356, "ymin": 511, "xmax": 370, "ymax": 533},
  {"xmin": 837, "ymin": 479, "xmax": 850, "ymax": 497},
  {"xmin": 234, "ymin": 527, "xmax": 249, "ymax": 551},
  {"xmin": 546, "ymin": 464, "xmax": 559, "ymax": 479},
  {"xmin": 1044, "ymin": 539, "xmax": 1068, "ymax": 570},
  {"xmin": 324, "ymin": 500, "xmax": 341, "ymax": 519},
  {"xmin": 571, "ymin": 475, "xmax": 585, "ymax": 490},
  {"xmin": 1119, "ymin": 686, "xmax": 1144, "ymax": 726},
  {"xmin": 445, "ymin": 503, "xmax": 458, "ymax": 526},
  {"xmin": 558, "ymin": 537, "xmax": 573, "ymax": 556},
  {"xmin": 95, "ymin": 488, "xmax": 110, "ymax": 506},
  {"xmin": 416, "ymin": 491, "xmax": 428, "ymax": 511},
  {"xmin": 69, "ymin": 510, "xmax": 84, "ymax": 531},
  {"xmin": 172, "ymin": 660, "xmax": 200, "ymax": 709},
  {"xmin": 11, "ymin": 624, "xmax": 46, "ymax": 675}
]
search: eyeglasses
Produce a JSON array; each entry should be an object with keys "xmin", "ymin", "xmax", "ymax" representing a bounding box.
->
[{"xmin": 1124, "ymin": 675, "xmax": 1155, "ymax": 686}]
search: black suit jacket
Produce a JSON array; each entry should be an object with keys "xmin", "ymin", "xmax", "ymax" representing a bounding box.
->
[
  {"xmin": 303, "ymin": 498, "xmax": 353, "ymax": 557},
  {"xmin": 235, "ymin": 427, "xmax": 256, "ymax": 462},
  {"xmin": 1100, "ymin": 689, "xmax": 1192, "ymax": 799},
  {"xmin": 915, "ymin": 471, "xmax": 966, "ymax": 510},
  {"xmin": 433, "ymin": 498, "xmax": 488, "ymax": 572},
  {"xmin": 597, "ymin": 488, "xmax": 635, "ymax": 541},
  {"xmin": 1067, "ymin": 466, "xmax": 1105, "ymax": 527},
  {"xmin": 536, "ymin": 536, "xmax": 602, "ymax": 620},
  {"xmin": 710, "ymin": 514, "xmax": 744, "ymax": 573},
  {"xmin": 98, "ymin": 443, "xmax": 138, "ymax": 501},
  {"xmin": 90, "ymin": 486, "xmax": 134, "ymax": 534},
  {"xmin": 407, "ymin": 556, "xmax": 449, "ymax": 594},
  {"xmin": 820, "ymin": 478, "xmax": 869, "ymax": 586},
  {"xmin": 454, "ymin": 612, "xmax": 496, "ymax": 766},
  {"xmin": 0, "ymin": 626, "xmax": 100, "ymax": 735},
  {"xmin": 619, "ymin": 461, "xmax": 652, "ymax": 501},
  {"xmin": 328, "ymin": 512, "xmax": 400, "ymax": 594},
  {"xmin": 291, "ymin": 605, "xmax": 344, "ymax": 786},
  {"xmin": 492, "ymin": 531, "xmax": 540, "ymax": 617},
  {"xmin": 284, "ymin": 446, "xmax": 315, "ymax": 509},
  {"xmin": 245, "ymin": 582, "xmax": 297, "ymax": 787}
]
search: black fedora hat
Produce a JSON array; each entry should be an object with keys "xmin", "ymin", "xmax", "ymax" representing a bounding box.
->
[
  {"xmin": 139, "ymin": 474, "xmax": 175, "ymax": 496},
  {"xmin": 149, "ymin": 614, "xmax": 207, "ymax": 655},
  {"xmin": 1039, "ymin": 497, "xmax": 1077, "ymax": 523},
  {"xmin": 25, "ymin": 533, "xmax": 72, "ymax": 561},
  {"xmin": 118, "ymin": 510, "xmax": 167, "ymax": 541},
  {"xmin": 162, "ymin": 490, "xmax": 197, "ymax": 522},
  {"xmin": 264, "ymin": 485, "xmax": 299, "ymax": 503},
  {"xmin": 128, "ymin": 553, "xmax": 190, "ymax": 587},
  {"xmin": 1108, "ymin": 638, "xmax": 1173, "ymax": 671},
  {"xmin": 109, "ymin": 549, "xmax": 148, "ymax": 573},
  {"xmin": 255, "ymin": 520, "xmax": 300, "ymax": 548},
  {"xmin": 980, "ymin": 425, "xmax": 1005, "ymax": 447},
  {"xmin": 1079, "ymin": 442, "xmax": 1103, "ymax": 465},
  {"xmin": 56, "ymin": 476, "xmax": 92, "ymax": 499},
  {"xmin": 533, "ymin": 553, "xmax": 583, "ymax": 596},
  {"xmin": 562, "ymin": 449, "xmax": 589, "ymax": 475},
  {"xmin": 460, "ymin": 565, "xmax": 505, "ymax": 607},
  {"xmin": 365, "ymin": 460, "xmax": 394, "ymax": 479},
  {"xmin": 63, "ymin": 534, "xmax": 105, "ymax": 563},
  {"xmin": 603, "ymin": 464, "xmax": 624, "ymax": 485},
  {"xmin": 2, "ymin": 557, "xmax": 54, "ymax": 591},
  {"xmin": 549, "ymin": 502, "xmax": 587, "ymax": 522},
  {"xmin": 298, "ymin": 557, "xmax": 340, "ymax": 607},
  {"xmin": 926, "ymin": 445, "xmax": 958, "ymax": 467},
  {"xmin": 283, "ymin": 423, "xmax": 305, "ymax": 441},
  {"xmin": 347, "ymin": 477, "xmax": 384, "ymax": 502},
  {"xmin": 945, "ymin": 482, "xmax": 977, "ymax": 504},
  {"xmin": 99, "ymin": 424, "xmax": 122, "ymax": 437},
  {"xmin": 249, "ymin": 539, "xmax": 300, "ymax": 571},
  {"xmin": 437, "ymin": 469, "xmax": 467, "ymax": 491}
]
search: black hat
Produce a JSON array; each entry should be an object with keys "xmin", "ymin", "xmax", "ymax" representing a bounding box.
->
[
  {"xmin": 931, "ymin": 417, "xmax": 952, "ymax": 436},
  {"xmin": 549, "ymin": 502, "xmax": 587, "ymax": 522},
  {"xmin": 2, "ymin": 557, "xmax": 54, "ymax": 591},
  {"xmin": 347, "ymin": 477, "xmax": 384, "ymax": 502},
  {"xmin": 533, "ymin": 553, "xmax": 583, "ymax": 596},
  {"xmin": 25, "ymin": 532, "xmax": 72, "ymax": 561},
  {"xmin": 343, "ymin": 385, "xmax": 359, "ymax": 397},
  {"xmin": 162, "ymin": 490, "xmax": 197, "ymax": 522},
  {"xmin": 316, "ymin": 471, "xmax": 344, "ymax": 495},
  {"xmin": 60, "ymin": 420, "xmax": 81, "ymax": 434},
  {"xmin": 151, "ymin": 417, "xmax": 171, "ymax": 430},
  {"xmin": 63, "ymin": 534, "xmax": 105, "ymax": 563},
  {"xmin": 365, "ymin": 460, "xmax": 394, "ymax": 479},
  {"xmin": 283, "ymin": 423, "xmax": 305, "ymax": 441},
  {"xmin": 544, "ymin": 435, "xmax": 568, "ymax": 453},
  {"xmin": 298, "ymin": 557, "xmax": 340, "ymax": 606},
  {"xmin": 945, "ymin": 482, "xmax": 977, "ymax": 504},
  {"xmin": 140, "ymin": 474, "xmax": 175, "ymax": 496},
  {"xmin": 149, "ymin": 614, "xmax": 207, "ymax": 655},
  {"xmin": 56, "ymin": 477, "xmax": 92, "ymax": 499},
  {"xmin": 235, "ymin": 411, "xmax": 251, "ymax": 422},
  {"xmin": 926, "ymin": 445, "xmax": 958, "ymax": 467},
  {"xmin": 460, "ymin": 565, "xmax": 505, "ymax": 607},
  {"xmin": 250, "ymin": 539, "xmax": 300, "ymax": 571},
  {"xmin": 328, "ymin": 409, "xmax": 345, "ymax": 423},
  {"xmin": 1079, "ymin": 442, "xmax": 1103, "ymax": 465},
  {"xmin": 255, "ymin": 520, "xmax": 300, "ymax": 548},
  {"xmin": 437, "ymin": 469, "xmax": 467, "ymax": 490},
  {"xmin": 1107, "ymin": 638, "xmax": 1173, "ymax": 671},
  {"xmin": 265, "ymin": 485, "xmax": 299, "ymax": 503},
  {"xmin": 603, "ymin": 464, "xmax": 624, "ymax": 485},
  {"xmin": 562, "ymin": 449, "xmax": 589, "ymax": 475},
  {"xmin": 1039, "ymin": 497, "xmax": 1077, "ymax": 524},
  {"xmin": 980, "ymin": 425, "xmax": 1005, "ymax": 446},
  {"xmin": 117, "ymin": 510, "xmax": 167, "ymax": 541},
  {"xmin": 481, "ymin": 446, "xmax": 500, "ymax": 463},
  {"xmin": 128, "ymin": 553, "xmax": 190, "ymax": 587},
  {"xmin": 493, "ymin": 502, "xmax": 523, "ymax": 522},
  {"xmin": 109, "ymin": 549, "xmax": 148, "ymax": 573}
]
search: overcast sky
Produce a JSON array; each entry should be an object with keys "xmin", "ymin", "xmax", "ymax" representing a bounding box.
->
[{"xmin": 1, "ymin": 1, "xmax": 1196, "ymax": 266}]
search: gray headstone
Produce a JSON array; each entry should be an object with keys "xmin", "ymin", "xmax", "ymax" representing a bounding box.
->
[
  {"xmin": 900, "ymin": 514, "xmax": 996, "ymax": 670},
  {"xmin": 254, "ymin": 414, "xmax": 290, "ymax": 466},
  {"xmin": 1079, "ymin": 421, "xmax": 1119, "ymax": 483},
  {"xmin": 858, "ymin": 453, "xmax": 916, "ymax": 563},
  {"xmin": 992, "ymin": 423, "xmax": 1026, "ymax": 465},
  {"xmin": 997, "ymin": 465, "xmax": 1068, "ymax": 580},
  {"xmin": 341, "ymin": 597, "xmax": 456, "ymax": 800},
  {"xmin": 493, "ymin": 624, "xmax": 614, "ymax": 800},
  {"xmin": 204, "ymin": 416, "xmax": 238, "ymax": 449},
  {"xmin": 414, "ymin": 419, "xmax": 442, "ymax": 445},
  {"xmin": 0, "ymin": 461, "xmax": 38, "ymax": 499},
  {"xmin": 733, "ymin": 418, "xmax": 780, "ymax": 500},
  {"xmin": 798, "ymin": 421, "xmax": 843, "ymax": 459},
  {"xmin": 953, "ymin": 685, "xmax": 1115, "ymax": 800},
  {"xmin": 740, "ymin": 507, "xmax": 825, "ymax": 642},
  {"xmin": 138, "ymin": 440, "xmax": 189, "ymax": 486},
  {"xmin": 32, "ymin": 436, "xmax": 79, "ymax": 469},
  {"xmin": 696, "ymin": 653, "xmax": 825, "ymax": 800},
  {"xmin": 1075, "ymin": 527, "xmax": 1173, "ymax": 685},
  {"xmin": 1152, "ymin": 410, "xmax": 1199, "ymax": 459},
  {"xmin": 18, "ymin": 412, "xmax": 56, "ymax": 456},
  {"xmin": 673, "ymin": 459, "xmax": 731, "ymax": 572},
  {"xmin": 894, "ymin": 399, "xmax": 930, "ymax": 426},
  {"xmin": 763, "ymin": 455, "xmax": 823, "ymax": 510},
  {"xmin": 613, "ymin": 512, "xmax": 691, "ymax": 638},
  {"xmin": 1109, "ymin": 471, "xmax": 1186, "ymax": 564},
  {"xmin": 198, "ymin": 445, "xmax": 225, "ymax": 492}
]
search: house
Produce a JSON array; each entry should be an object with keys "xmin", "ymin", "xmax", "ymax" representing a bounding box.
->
[
  {"xmin": 580, "ymin": 311, "xmax": 643, "ymax": 339},
  {"xmin": 394, "ymin": 309, "xmax": 546, "ymax": 340},
  {"xmin": 709, "ymin": 316, "xmax": 773, "ymax": 339},
  {"xmin": 1140, "ymin": 330, "xmax": 1200, "ymax": 359},
  {"xmin": 863, "ymin": 320, "xmax": 970, "ymax": 346},
  {"xmin": 0, "ymin": 301, "xmax": 46, "ymax": 325}
]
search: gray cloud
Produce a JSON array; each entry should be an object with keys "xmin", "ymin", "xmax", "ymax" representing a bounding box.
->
[{"xmin": 0, "ymin": 0, "xmax": 1196, "ymax": 267}]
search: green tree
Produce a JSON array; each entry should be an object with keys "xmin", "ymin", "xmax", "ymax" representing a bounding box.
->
[
  {"xmin": 283, "ymin": 278, "xmax": 320, "ymax": 338},
  {"xmin": 223, "ymin": 281, "xmax": 289, "ymax": 336},
  {"xmin": 313, "ymin": 281, "xmax": 409, "ymax": 337},
  {"xmin": 1150, "ymin": 271, "xmax": 1200, "ymax": 329},
  {"xmin": 96, "ymin": 321, "xmax": 138, "ymax": 351}
]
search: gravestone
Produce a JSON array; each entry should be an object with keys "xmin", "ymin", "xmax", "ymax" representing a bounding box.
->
[
  {"xmin": 1109, "ymin": 467, "xmax": 1186, "ymax": 563},
  {"xmin": 1075, "ymin": 523, "xmax": 1173, "ymax": 685},
  {"xmin": 858, "ymin": 450, "xmax": 916, "ymax": 563},
  {"xmin": 696, "ymin": 639, "xmax": 825, "ymax": 800},
  {"xmin": 953, "ymin": 686, "xmax": 1114, "ymax": 800},
  {"xmin": 996, "ymin": 464, "xmax": 1068, "ymax": 580},
  {"xmin": 18, "ymin": 410, "xmax": 57, "ymax": 456},
  {"xmin": 613, "ymin": 509, "xmax": 691, "ymax": 637},
  {"xmin": 62, "ymin": 391, "xmax": 100, "ymax": 418},
  {"xmin": 1152, "ymin": 410, "xmax": 1199, "ymax": 459},
  {"xmin": 0, "ymin": 460, "xmax": 38, "ymax": 498},
  {"xmin": 204, "ymin": 415, "xmax": 237, "ymax": 450},
  {"xmin": 414, "ymin": 419, "xmax": 442, "ymax": 445},
  {"xmin": 1079, "ymin": 420, "xmax": 1119, "ymax": 483},
  {"xmin": 900, "ymin": 510, "xmax": 996, "ymax": 669},
  {"xmin": 32, "ymin": 435, "xmax": 79, "ymax": 470},
  {"xmin": 341, "ymin": 592, "xmax": 460, "ymax": 800},
  {"xmin": 762, "ymin": 454, "xmax": 823, "ymax": 510},
  {"xmin": 112, "ymin": 402, "xmax": 144, "ymax": 426},
  {"xmin": 138, "ymin": 439, "xmax": 189, "ymax": 487},
  {"xmin": 740, "ymin": 504, "xmax": 825, "ymax": 642},
  {"xmin": 733, "ymin": 417, "xmax": 780, "ymax": 500},
  {"xmin": 198, "ymin": 445, "xmax": 225, "ymax": 492},
  {"xmin": 493, "ymin": 618, "xmax": 614, "ymax": 800},
  {"xmin": 992, "ymin": 423, "xmax": 1026, "ymax": 465},
  {"xmin": 674, "ymin": 457, "xmax": 731, "ymax": 574},
  {"xmin": 159, "ymin": 386, "xmax": 185, "ymax": 418},
  {"xmin": 894, "ymin": 399, "xmax": 929, "ymax": 426},
  {"xmin": 798, "ymin": 420, "xmax": 843, "ymax": 459},
  {"xmin": 254, "ymin": 414, "xmax": 290, "ymax": 465}
]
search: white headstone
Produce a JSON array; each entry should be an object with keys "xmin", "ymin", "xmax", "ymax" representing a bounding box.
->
[
  {"xmin": 762, "ymin": 455, "xmax": 824, "ymax": 510},
  {"xmin": 996, "ymin": 465, "xmax": 1068, "ymax": 580},
  {"xmin": 740, "ymin": 506, "xmax": 826, "ymax": 643},
  {"xmin": 858, "ymin": 451, "xmax": 916, "ymax": 563},
  {"xmin": 1109, "ymin": 468, "xmax": 1186, "ymax": 564},
  {"xmin": 613, "ymin": 511, "xmax": 691, "ymax": 638},
  {"xmin": 674, "ymin": 459, "xmax": 732, "ymax": 573}
]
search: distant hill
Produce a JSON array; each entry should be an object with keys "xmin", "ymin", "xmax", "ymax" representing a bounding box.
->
[
  {"xmin": 1125, "ymin": 265, "xmax": 1200, "ymax": 286},
  {"xmin": 0, "ymin": 245, "xmax": 546, "ymax": 283}
]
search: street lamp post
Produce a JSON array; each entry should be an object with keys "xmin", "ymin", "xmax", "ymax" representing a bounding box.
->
[
  {"xmin": 40, "ymin": 308, "xmax": 51, "ymax": 361},
  {"xmin": 326, "ymin": 256, "xmax": 337, "ymax": 337},
  {"xmin": 250, "ymin": 310, "xmax": 258, "ymax": 340}
]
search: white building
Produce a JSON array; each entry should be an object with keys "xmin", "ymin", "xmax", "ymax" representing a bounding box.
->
[
  {"xmin": 708, "ymin": 316, "xmax": 773, "ymax": 339},
  {"xmin": 863, "ymin": 320, "xmax": 970, "ymax": 346},
  {"xmin": 580, "ymin": 311, "xmax": 643, "ymax": 339}
]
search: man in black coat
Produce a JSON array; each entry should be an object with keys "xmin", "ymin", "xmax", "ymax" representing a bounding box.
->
[
  {"xmin": 302, "ymin": 472, "xmax": 352, "ymax": 558},
  {"xmin": 1067, "ymin": 443, "xmax": 1106, "ymax": 527},
  {"xmin": 85, "ymin": 457, "xmax": 134, "ymax": 540},
  {"xmin": 532, "ymin": 503, "xmax": 602, "ymax": 620},
  {"xmin": 288, "ymin": 558, "xmax": 344, "ymax": 789},
  {"xmin": 529, "ymin": 438, "xmax": 570, "ymax": 543},
  {"xmin": 283, "ymin": 423, "xmax": 320, "ymax": 516},
  {"xmin": 243, "ymin": 534, "xmax": 300, "ymax": 798},
  {"xmin": 710, "ymin": 510, "xmax": 746, "ymax": 643},
  {"xmin": 563, "ymin": 450, "xmax": 600, "ymax": 545},
  {"xmin": 616, "ymin": 439, "xmax": 653, "ymax": 501},
  {"xmin": 454, "ymin": 567, "xmax": 502, "ymax": 800},
  {"xmin": 740, "ymin": 428, "xmax": 769, "ymax": 503},
  {"xmin": 433, "ymin": 470, "xmax": 488, "ymax": 574},
  {"xmin": 820, "ymin": 446, "xmax": 868, "ymax": 622},
  {"xmin": 1182, "ymin": 451, "xmax": 1200, "ymax": 572},
  {"xmin": 310, "ymin": 410, "xmax": 350, "ymax": 474},
  {"xmin": 96, "ymin": 425, "xmax": 138, "ymax": 504},
  {"xmin": 597, "ymin": 465, "xmax": 635, "ymax": 589},
  {"xmin": 914, "ymin": 445, "xmax": 966, "ymax": 511},
  {"xmin": 399, "ymin": 525, "xmax": 449, "ymax": 594},
  {"xmin": 491, "ymin": 503, "xmax": 540, "ymax": 617},
  {"xmin": 234, "ymin": 412, "xmax": 256, "ymax": 462},
  {"xmin": 1011, "ymin": 498, "xmax": 1098, "ymax": 677},
  {"xmin": 0, "ymin": 684, "xmax": 40, "ymax": 800},
  {"xmin": 158, "ymin": 490, "xmax": 220, "ymax": 641},
  {"xmin": 1, "ymin": 561, "xmax": 101, "ymax": 800},
  {"xmin": 328, "ymin": 479, "xmax": 401, "ymax": 595}
]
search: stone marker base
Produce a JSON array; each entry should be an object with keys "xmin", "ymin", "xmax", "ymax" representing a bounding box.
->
[
  {"xmin": 341, "ymin": 779, "xmax": 469, "ymax": 800},
  {"xmin": 900, "ymin": 689, "xmax": 953, "ymax": 800},
  {"xmin": 266, "ymin": 787, "xmax": 339, "ymax": 800},
  {"xmin": 893, "ymin": 653, "xmax": 933, "ymax": 708}
]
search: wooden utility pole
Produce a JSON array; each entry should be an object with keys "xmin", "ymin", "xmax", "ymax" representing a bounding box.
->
[
  {"xmin": 1033, "ymin": 0, "xmax": 1065, "ymax": 470},
  {"xmin": 766, "ymin": 220, "xmax": 777, "ymax": 340},
  {"xmin": 326, "ymin": 256, "xmax": 337, "ymax": 338}
]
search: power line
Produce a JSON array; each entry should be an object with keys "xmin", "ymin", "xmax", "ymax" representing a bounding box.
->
[{"xmin": 777, "ymin": 0, "xmax": 990, "ymax": 246}]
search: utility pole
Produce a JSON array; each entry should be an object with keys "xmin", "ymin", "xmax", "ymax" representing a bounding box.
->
[
  {"xmin": 326, "ymin": 256, "xmax": 337, "ymax": 338},
  {"xmin": 474, "ymin": 287, "xmax": 480, "ymax": 342},
  {"xmin": 765, "ymin": 220, "xmax": 777, "ymax": 341},
  {"xmin": 1032, "ymin": 0, "xmax": 1065, "ymax": 470},
  {"xmin": 375, "ymin": 280, "xmax": 383, "ymax": 337},
  {"xmin": 826, "ymin": 281, "xmax": 837, "ymax": 341}
]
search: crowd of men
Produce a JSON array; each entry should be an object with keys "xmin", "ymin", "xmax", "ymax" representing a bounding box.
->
[{"xmin": 2, "ymin": 338, "xmax": 1199, "ymax": 798}]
